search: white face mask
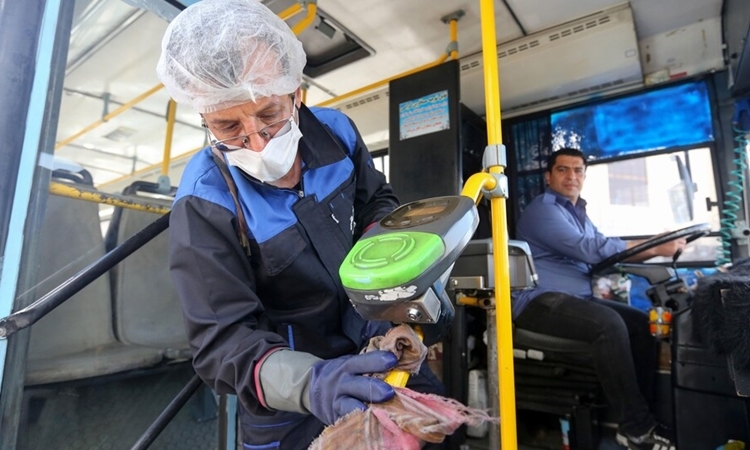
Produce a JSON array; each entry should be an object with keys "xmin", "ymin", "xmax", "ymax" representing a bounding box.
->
[{"xmin": 225, "ymin": 117, "xmax": 303, "ymax": 182}]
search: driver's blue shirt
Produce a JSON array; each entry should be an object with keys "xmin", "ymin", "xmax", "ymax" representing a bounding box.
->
[{"xmin": 513, "ymin": 188, "xmax": 626, "ymax": 317}]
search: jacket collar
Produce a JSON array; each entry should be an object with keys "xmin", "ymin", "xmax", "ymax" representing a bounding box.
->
[{"xmin": 297, "ymin": 103, "xmax": 348, "ymax": 170}]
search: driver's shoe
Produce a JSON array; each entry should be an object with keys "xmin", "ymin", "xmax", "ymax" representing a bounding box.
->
[{"xmin": 615, "ymin": 423, "xmax": 676, "ymax": 450}]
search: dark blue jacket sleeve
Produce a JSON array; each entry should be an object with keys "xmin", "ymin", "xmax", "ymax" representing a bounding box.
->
[{"xmin": 169, "ymin": 196, "xmax": 288, "ymax": 410}]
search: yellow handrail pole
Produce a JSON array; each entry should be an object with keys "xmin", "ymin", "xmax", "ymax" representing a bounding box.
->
[
  {"xmin": 316, "ymin": 54, "xmax": 448, "ymax": 108},
  {"xmin": 450, "ymin": 19, "xmax": 459, "ymax": 60},
  {"xmin": 461, "ymin": 173, "xmax": 496, "ymax": 205},
  {"xmin": 480, "ymin": 0, "xmax": 517, "ymax": 447},
  {"xmin": 60, "ymin": 1, "xmax": 305, "ymax": 166},
  {"xmin": 54, "ymin": 83, "xmax": 164, "ymax": 150},
  {"xmin": 49, "ymin": 181, "xmax": 171, "ymax": 214},
  {"xmin": 278, "ymin": 2, "xmax": 302, "ymax": 20},
  {"xmin": 490, "ymin": 169, "xmax": 516, "ymax": 449},
  {"xmin": 291, "ymin": 2, "xmax": 317, "ymax": 36},
  {"xmin": 161, "ymin": 99, "xmax": 177, "ymax": 177},
  {"xmin": 440, "ymin": 10, "xmax": 463, "ymax": 61},
  {"xmin": 301, "ymin": 82, "xmax": 309, "ymax": 104},
  {"xmin": 383, "ymin": 326, "xmax": 424, "ymax": 387},
  {"xmin": 317, "ymin": 13, "xmax": 459, "ymax": 108}
]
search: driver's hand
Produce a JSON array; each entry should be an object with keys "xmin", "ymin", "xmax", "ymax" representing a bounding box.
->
[{"xmin": 654, "ymin": 237, "xmax": 687, "ymax": 257}]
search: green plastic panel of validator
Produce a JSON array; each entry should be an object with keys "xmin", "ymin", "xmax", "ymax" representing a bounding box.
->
[{"xmin": 339, "ymin": 231, "xmax": 445, "ymax": 291}]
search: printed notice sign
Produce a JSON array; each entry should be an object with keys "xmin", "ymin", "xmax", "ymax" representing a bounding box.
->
[{"xmin": 398, "ymin": 90, "xmax": 450, "ymax": 140}]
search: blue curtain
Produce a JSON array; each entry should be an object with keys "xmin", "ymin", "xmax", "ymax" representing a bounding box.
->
[{"xmin": 550, "ymin": 81, "xmax": 713, "ymax": 159}]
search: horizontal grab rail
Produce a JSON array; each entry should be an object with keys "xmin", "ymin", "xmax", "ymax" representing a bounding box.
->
[{"xmin": 50, "ymin": 181, "xmax": 172, "ymax": 214}]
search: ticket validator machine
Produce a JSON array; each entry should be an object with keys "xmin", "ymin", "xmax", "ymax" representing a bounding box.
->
[{"xmin": 339, "ymin": 196, "xmax": 479, "ymax": 350}]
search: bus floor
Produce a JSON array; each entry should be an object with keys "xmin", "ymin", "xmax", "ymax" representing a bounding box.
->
[
  {"xmin": 464, "ymin": 410, "xmax": 623, "ymax": 449},
  {"xmin": 18, "ymin": 362, "xmax": 216, "ymax": 450},
  {"xmin": 461, "ymin": 369, "xmax": 676, "ymax": 450}
]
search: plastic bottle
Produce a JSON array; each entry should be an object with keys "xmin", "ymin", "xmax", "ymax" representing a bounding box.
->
[{"xmin": 559, "ymin": 417, "xmax": 570, "ymax": 450}]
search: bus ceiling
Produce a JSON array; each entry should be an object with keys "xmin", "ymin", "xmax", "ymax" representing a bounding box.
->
[{"xmin": 50, "ymin": 0, "xmax": 742, "ymax": 192}]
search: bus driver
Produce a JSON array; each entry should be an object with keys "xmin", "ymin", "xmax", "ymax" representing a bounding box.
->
[{"xmin": 513, "ymin": 148, "xmax": 684, "ymax": 450}]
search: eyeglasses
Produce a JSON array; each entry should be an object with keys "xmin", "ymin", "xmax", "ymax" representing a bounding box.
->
[{"xmin": 208, "ymin": 98, "xmax": 295, "ymax": 152}]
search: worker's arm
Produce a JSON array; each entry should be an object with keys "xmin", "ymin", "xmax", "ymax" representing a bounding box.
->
[{"xmin": 257, "ymin": 349, "xmax": 398, "ymax": 425}]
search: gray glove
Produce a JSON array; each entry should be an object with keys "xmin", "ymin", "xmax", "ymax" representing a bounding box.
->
[{"xmin": 257, "ymin": 349, "xmax": 397, "ymax": 424}]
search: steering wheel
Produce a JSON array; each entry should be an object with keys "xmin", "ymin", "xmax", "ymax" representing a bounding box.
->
[{"xmin": 590, "ymin": 223, "xmax": 711, "ymax": 275}]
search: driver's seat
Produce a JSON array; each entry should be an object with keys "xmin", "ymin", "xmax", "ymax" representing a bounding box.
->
[
  {"xmin": 450, "ymin": 239, "xmax": 604, "ymax": 449},
  {"xmin": 512, "ymin": 328, "xmax": 603, "ymax": 448}
]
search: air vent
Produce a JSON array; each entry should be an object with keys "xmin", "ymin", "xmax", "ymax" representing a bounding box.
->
[
  {"xmin": 457, "ymin": 3, "xmax": 642, "ymax": 117},
  {"xmin": 460, "ymin": 60, "xmax": 481, "ymax": 71},
  {"xmin": 320, "ymin": 3, "xmax": 641, "ymax": 145},
  {"xmin": 476, "ymin": 14, "xmax": 612, "ymax": 64},
  {"xmin": 103, "ymin": 126, "xmax": 137, "ymax": 142},
  {"xmin": 504, "ymin": 79, "xmax": 627, "ymax": 113},
  {"xmin": 548, "ymin": 15, "xmax": 608, "ymax": 42},
  {"xmin": 498, "ymin": 39, "xmax": 540, "ymax": 59},
  {"xmin": 341, "ymin": 91, "xmax": 389, "ymax": 111}
]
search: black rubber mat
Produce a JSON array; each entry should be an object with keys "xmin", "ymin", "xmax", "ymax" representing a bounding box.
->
[{"xmin": 18, "ymin": 363, "xmax": 217, "ymax": 450}]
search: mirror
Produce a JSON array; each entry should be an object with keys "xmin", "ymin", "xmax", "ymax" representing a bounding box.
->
[{"xmin": 668, "ymin": 154, "xmax": 696, "ymax": 223}]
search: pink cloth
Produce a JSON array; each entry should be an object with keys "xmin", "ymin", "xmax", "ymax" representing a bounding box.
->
[
  {"xmin": 309, "ymin": 387, "xmax": 497, "ymax": 449},
  {"xmin": 362, "ymin": 324, "xmax": 428, "ymax": 378},
  {"xmin": 309, "ymin": 325, "xmax": 497, "ymax": 449}
]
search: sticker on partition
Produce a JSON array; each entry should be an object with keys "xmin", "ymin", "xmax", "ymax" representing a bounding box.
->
[{"xmin": 399, "ymin": 90, "xmax": 450, "ymax": 140}]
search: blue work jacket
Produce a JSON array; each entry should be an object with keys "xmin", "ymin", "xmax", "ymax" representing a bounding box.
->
[{"xmin": 169, "ymin": 104, "xmax": 399, "ymax": 448}]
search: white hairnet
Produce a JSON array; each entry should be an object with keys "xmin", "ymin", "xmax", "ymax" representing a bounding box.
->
[{"xmin": 156, "ymin": 0, "xmax": 306, "ymax": 113}]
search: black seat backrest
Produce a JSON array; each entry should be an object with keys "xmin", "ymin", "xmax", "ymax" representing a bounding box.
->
[
  {"xmin": 106, "ymin": 181, "xmax": 189, "ymax": 354},
  {"xmin": 26, "ymin": 171, "xmax": 162, "ymax": 385},
  {"xmin": 451, "ymin": 238, "xmax": 538, "ymax": 290}
]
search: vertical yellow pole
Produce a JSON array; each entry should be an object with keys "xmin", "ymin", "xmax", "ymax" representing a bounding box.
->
[
  {"xmin": 291, "ymin": 3, "xmax": 317, "ymax": 35},
  {"xmin": 449, "ymin": 19, "xmax": 458, "ymax": 60},
  {"xmin": 278, "ymin": 2, "xmax": 302, "ymax": 20},
  {"xmin": 479, "ymin": 0, "xmax": 517, "ymax": 447},
  {"xmin": 54, "ymin": 84, "xmax": 164, "ymax": 150},
  {"xmin": 161, "ymin": 99, "xmax": 177, "ymax": 177}
]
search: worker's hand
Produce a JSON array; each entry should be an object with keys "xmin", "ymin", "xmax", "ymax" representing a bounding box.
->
[{"xmin": 309, "ymin": 350, "xmax": 397, "ymax": 425}]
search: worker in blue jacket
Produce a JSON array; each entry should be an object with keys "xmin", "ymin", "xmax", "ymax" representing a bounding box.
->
[{"xmin": 157, "ymin": 1, "xmax": 443, "ymax": 448}]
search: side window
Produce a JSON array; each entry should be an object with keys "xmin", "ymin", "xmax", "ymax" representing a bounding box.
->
[
  {"xmin": 504, "ymin": 80, "xmax": 720, "ymax": 262},
  {"xmin": 582, "ymin": 147, "xmax": 720, "ymax": 263},
  {"xmin": 371, "ymin": 149, "xmax": 389, "ymax": 181}
]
